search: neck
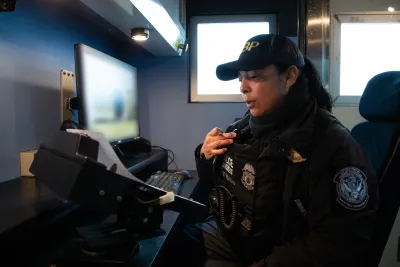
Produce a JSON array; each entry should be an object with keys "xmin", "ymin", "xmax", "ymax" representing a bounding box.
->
[{"xmin": 249, "ymin": 85, "xmax": 310, "ymax": 138}]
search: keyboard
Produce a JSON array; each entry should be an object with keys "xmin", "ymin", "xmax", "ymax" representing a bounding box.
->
[{"xmin": 146, "ymin": 171, "xmax": 185, "ymax": 194}]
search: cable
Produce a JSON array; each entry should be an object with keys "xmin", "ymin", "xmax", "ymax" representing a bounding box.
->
[
  {"xmin": 133, "ymin": 191, "xmax": 174, "ymax": 206},
  {"xmin": 151, "ymin": 145, "xmax": 179, "ymax": 170}
]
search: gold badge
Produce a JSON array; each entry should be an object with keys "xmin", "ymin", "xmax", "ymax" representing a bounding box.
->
[{"xmin": 288, "ymin": 149, "xmax": 307, "ymax": 163}]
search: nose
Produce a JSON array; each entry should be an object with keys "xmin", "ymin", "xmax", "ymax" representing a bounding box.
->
[{"xmin": 240, "ymin": 78, "xmax": 250, "ymax": 94}]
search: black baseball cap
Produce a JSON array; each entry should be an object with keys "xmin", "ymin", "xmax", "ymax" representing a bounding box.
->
[{"xmin": 216, "ymin": 34, "xmax": 305, "ymax": 81}]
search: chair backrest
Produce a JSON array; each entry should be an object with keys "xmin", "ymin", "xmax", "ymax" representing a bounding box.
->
[
  {"xmin": 362, "ymin": 136, "xmax": 400, "ymax": 267},
  {"xmin": 350, "ymin": 71, "xmax": 400, "ymax": 267}
]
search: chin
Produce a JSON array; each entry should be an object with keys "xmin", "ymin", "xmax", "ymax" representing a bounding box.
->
[{"xmin": 249, "ymin": 109, "xmax": 263, "ymax": 117}]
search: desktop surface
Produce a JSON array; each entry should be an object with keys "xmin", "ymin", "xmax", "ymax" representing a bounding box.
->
[
  {"xmin": 0, "ymin": 171, "xmax": 203, "ymax": 267},
  {"xmin": 0, "ymin": 177, "xmax": 63, "ymax": 235}
]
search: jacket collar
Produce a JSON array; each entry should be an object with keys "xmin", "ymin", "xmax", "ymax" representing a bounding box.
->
[{"xmin": 262, "ymin": 98, "xmax": 318, "ymax": 159}]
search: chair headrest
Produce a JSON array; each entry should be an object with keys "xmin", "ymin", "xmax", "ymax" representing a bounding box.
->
[{"xmin": 359, "ymin": 71, "xmax": 400, "ymax": 122}]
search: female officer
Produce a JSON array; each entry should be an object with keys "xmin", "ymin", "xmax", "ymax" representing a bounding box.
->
[{"xmin": 187, "ymin": 34, "xmax": 378, "ymax": 267}]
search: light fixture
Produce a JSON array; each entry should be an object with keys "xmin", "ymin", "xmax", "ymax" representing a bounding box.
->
[
  {"xmin": 131, "ymin": 28, "xmax": 150, "ymax": 41},
  {"xmin": 130, "ymin": 0, "xmax": 180, "ymax": 46},
  {"xmin": 178, "ymin": 43, "xmax": 188, "ymax": 52},
  {"xmin": 388, "ymin": 6, "xmax": 395, "ymax": 12}
]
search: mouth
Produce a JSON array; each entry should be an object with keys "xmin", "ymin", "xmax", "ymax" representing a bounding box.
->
[{"xmin": 246, "ymin": 100, "xmax": 256, "ymax": 108}]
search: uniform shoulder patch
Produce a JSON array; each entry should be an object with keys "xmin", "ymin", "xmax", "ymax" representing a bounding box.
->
[{"xmin": 333, "ymin": 167, "xmax": 369, "ymax": 211}]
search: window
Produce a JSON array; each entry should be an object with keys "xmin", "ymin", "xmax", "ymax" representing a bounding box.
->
[
  {"xmin": 330, "ymin": 14, "xmax": 400, "ymax": 106},
  {"xmin": 189, "ymin": 15, "xmax": 277, "ymax": 102}
]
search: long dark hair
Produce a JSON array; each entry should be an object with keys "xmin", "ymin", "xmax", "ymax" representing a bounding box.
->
[{"xmin": 276, "ymin": 57, "xmax": 333, "ymax": 112}]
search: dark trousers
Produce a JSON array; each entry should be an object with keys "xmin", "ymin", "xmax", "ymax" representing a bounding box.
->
[{"xmin": 177, "ymin": 219, "xmax": 250, "ymax": 267}]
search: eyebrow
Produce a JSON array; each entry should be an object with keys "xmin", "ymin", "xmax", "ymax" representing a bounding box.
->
[{"xmin": 239, "ymin": 69, "xmax": 274, "ymax": 77}]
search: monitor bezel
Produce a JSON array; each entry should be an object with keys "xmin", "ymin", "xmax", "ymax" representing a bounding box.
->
[{"xmin": 74, "ymin": 43, "xmax": 140, "ymax": 145}]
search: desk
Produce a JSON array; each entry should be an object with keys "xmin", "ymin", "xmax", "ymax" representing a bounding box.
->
[
  {"xmin": 0, "ymin": 171, "xmax": 203, "ymax": 267},
  {"xmin": 131, "ymin": 172, "xmax": 200, "ymax": 267},
  {"xmin": 0, "ymin": 177, "xmax": 64, "ymax": 236}
]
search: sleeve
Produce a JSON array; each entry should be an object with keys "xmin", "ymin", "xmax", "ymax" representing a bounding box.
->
[
  {"xmin": 264, "ymin": 141, "xmax": 379, "ymax": 267},
  {"xmin": 195, "ymin": 143, "xmax": 214, "ymax": 183},
  {"xmin": 194, "ymin": 124, "xmax": 236, "ymax": 183}
]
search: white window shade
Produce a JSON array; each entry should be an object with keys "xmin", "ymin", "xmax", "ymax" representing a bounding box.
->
[
  {"xmin": 340, "ymin": 23, "xmax": 400, "ymax": 96},
  {"xmin": 330, "ymin": 13, "xmax": 400, "ymax": 106},
  {"xmin": 190, "ymin": 15, "xmax": 277, "ymax": 102}
]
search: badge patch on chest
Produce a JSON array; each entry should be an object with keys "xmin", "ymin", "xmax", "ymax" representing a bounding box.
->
[
  {"xmin": 333, "ymin": 167, "xmax": 369, "ymax": 211},
  {"xmin": 241, "ymin": 163, "xmax": 255, "ymax": 191}
]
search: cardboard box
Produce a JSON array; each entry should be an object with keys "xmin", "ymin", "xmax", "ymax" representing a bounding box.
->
[{"xmin": 20, "ymin": 150, "xmax": 37, "ymax": 177}]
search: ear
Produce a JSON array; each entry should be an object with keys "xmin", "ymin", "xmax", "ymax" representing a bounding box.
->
[{"xmin": 284, "ymin": 65, "xmax": 299, "ymax": 88}]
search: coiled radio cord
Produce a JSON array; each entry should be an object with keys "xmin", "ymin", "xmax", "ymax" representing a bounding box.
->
[{"xmin": 216, "ymin": 185, "xmax": 238, "ymax": 231}]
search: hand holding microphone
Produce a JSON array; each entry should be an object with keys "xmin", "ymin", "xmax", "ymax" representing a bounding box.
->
[{"xmin": 199, "ymin": 127, "xmax": 237, "ymax": 160}]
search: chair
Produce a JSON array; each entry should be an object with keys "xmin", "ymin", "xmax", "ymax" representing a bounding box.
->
[{"xmin": 351, "ymin": 71, "xmax": 400, "ymax": 267}]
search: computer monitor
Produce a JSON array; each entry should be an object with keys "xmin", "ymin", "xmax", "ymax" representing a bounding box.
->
[{"xmin": 74, "ymin": 43, "xmax": 139, "ymax": 144}]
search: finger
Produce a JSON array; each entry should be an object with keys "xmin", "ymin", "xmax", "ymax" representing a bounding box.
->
[
  {"xmin": 211, "ymin": 138, "xmax": 234, "ymax": 148},
  {"xmin": 221, "ymin": 132, "xmax": 237, "ymax": 139},
  {"xmin": 211, "ymin": 148, "xmax": 228, "ymax": 155},
  {"xmin": 208, "ymin": 127, "xmax": 223, "ymax": 137}
]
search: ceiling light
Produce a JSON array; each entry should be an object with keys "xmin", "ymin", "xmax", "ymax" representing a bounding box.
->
[
  {"xmin": 131, "ymin": 28, "xmax": 150, "ymax": 41},
  {"xmin": 130, "ymin": 0, "xmax": 180, "ymax": 45}
]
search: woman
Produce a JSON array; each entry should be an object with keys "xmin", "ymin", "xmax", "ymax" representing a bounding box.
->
[{"xmin": 187, "ymin": 34, "xmax": 378, "ymax": 267}]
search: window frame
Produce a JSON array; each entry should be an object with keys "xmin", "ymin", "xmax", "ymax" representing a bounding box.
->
[
  {"xmin": 189, "ymin": 14, "xmax": 277, "ymax": 103},
  {"xmin": 330, "ymin": 12, "xmax": 400, "ymax": 107}
]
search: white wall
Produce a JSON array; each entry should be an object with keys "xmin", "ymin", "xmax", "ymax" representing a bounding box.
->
[{"xmin": 332, "ymin": 107, "xmax": 365, "ymax": 130}]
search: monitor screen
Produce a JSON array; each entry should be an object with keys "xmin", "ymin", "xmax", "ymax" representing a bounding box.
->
[{"xmin": 74, "ymin": 43, "xmax": 139, "ymax": 143}]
